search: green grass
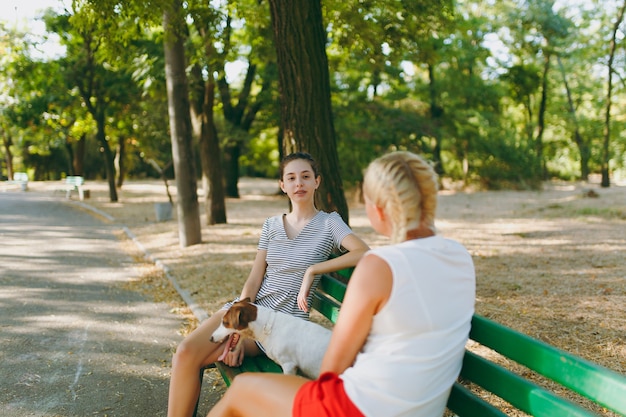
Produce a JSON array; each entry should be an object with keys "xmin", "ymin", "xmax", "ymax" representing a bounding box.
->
[
  {"xmin": 572, "ymin": 207, "xmax": 626, "ymax": 220},
  {"xmin": 540, "ymin": 203, "xmax": 626, "ymax": 220}
]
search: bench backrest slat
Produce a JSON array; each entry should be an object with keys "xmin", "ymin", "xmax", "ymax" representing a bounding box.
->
[
  {"xmin": 461, "ymin": 351, "xmax": 598, "ymax": 417},
  {"xmin": 318, "ymin": 273, "xmax": 348, "ymax": 302},
  {"xmin": 333, "ymin": 266, "xmax": 354, "ymax": 280},
  {"xmin": 311, "ymin": 273, "xmax": 348, "ymax": 324},
  {"xmin": 311, "ymin": 291, "xmax": 342, "ymax": 324},
  {"xmin": 470, "ymin": 315, "xmax": 626, "ymax": 415},
  {"xmin": 66, "ymin": 176, "xmax": 85, "ymax": 186},
  {"xmin": 447, "ymin": 382, "xmax": 509, "ymax": 417},
  {"xmin": 14, "ymin": 172, "xmax": 28, "ymax": 182}
]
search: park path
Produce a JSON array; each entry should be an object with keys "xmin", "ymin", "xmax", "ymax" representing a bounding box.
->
[{"xmin": 0, "ymin": 191, "xmax": 182, "ymax": 417}]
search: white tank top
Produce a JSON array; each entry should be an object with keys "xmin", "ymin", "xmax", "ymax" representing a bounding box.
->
[{"xmin": 340, "ymin": 236, "xmax": 475, "ymax": 417}]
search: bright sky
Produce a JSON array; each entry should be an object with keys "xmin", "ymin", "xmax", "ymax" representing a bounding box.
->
[
  {"xmin": 1, "ymin": 0, "xmax": 68, "ymax": 27},
  {"xmin": 1, "ymin": 0, "xmax": 70, "ymax": 58}
]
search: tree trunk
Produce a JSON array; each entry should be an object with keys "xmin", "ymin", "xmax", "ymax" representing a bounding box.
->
[
  {"xmin": 535, "ymin": 53, "xmax": 550, "ymax": 180},
  {"xmin": 163, "ymin": 0, "xmax": 202, "ymax": 247},
  {"xmin": 268, "ymin": 0, "xmax": 349, "ymax": 223},
  {"xmin": 94, "ymin": 110, "xmax": 118, "ymax": 202},
  {"xmin": 224, "ymin": 143, "xmax": 241, "ymax": 198},
  {"xmin": 2, "ymin": 132, "xmax": 14, "ymax": 180},
  {"xmin": 198, "ymin": 71, "xmax": 227, "ymax": 225},
  {"xmin": 82, "ymin": 94, "xmax": 116, "ymax": 200},
  {"xmin": 189, "ymin": 26, "xmax": 228, "ymax": 225},
  {"xmin": 74, "ymin": 134, "xmax": 86, "ymax": 176},
  {"xmin": 200, "ymin": 117, "xmax": 227, "ymax": 225},
  {"xmin": 218, "ymin": 61, "xmax": 272, "ymax": 198},
  {"xmin": 556, "ymin": 56, "xmax": 589, "ymax": 181},
  {"xmin": 601, "ymin": 0, "xmax": 626, "ymax": 187},
  {"xmin": 115, "ymin": 136, "xmax": 125, "ymax": 188},
  {"xmin": 427, "ymin": 63, "xmax": 444, "ymax": 176},
  {"xmin": 65, "ymin": 139, "xmax": 74, "ymax": 176}
]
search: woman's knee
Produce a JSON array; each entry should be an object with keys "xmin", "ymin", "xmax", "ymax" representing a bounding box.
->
[
  {"xmin": 171, "ymin": 338, "xmax": 198, "ymax": 368},
  {"xmin": 173, "ymin": 312, "xmax": 225, "ymax": 368},
  {"xmin": 220, "ymin": 373, "xmax": 301, "ymax": 417},
  {"xmin": 231, "ymin": 373, "xmax": 265, "ymax": 392}
]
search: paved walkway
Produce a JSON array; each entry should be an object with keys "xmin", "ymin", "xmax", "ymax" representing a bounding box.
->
[{"xmin": 1, "ymin": 191, "xmax": 183, "ymax": 416}]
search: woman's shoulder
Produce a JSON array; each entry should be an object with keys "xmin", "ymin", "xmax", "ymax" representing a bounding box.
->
[
  {"xmin": 375, "ymin": 236, "xmax": 471, "ymax": 260},
  {"xmin": 261, "ymin": 214, "xmax": 285, "ymax": 230},
  {"xmin": 315, "ymin": 211, "xmax": 350, "ymax": 229},
  {"xmin": 264, "ymin": 213, "xmax": 285, "ymax": 223},
  {"xmin": 317, "ymin": 210, "xmax": 345, "ymax": 224}
]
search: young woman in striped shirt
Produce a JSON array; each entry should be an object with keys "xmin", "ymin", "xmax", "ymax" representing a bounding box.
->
[{"xmin": 167, "ymin": 152, "xmax": 369, "ymax": 417}]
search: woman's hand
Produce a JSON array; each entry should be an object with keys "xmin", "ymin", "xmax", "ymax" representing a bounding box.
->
[
  {"xmin": 297, "ymin": 286, "xmax": 309, "ymax": 312},
  {"xmin": 297, "ymin": 268, "xmax": 315, "ymax": 312},
  {"xmin": 220, "ymin": 333, "xmax": 244, "ymax": 367}
]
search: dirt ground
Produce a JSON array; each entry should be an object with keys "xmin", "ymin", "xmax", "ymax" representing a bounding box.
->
[{"xmin": 23, "ymin": 176, "xmax": 626, "ymax": 415}]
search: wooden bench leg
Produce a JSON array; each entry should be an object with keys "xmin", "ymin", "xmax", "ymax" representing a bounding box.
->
[{"xmin": 78, "ymin": 187, "xmax": 84, "ymax": 200}]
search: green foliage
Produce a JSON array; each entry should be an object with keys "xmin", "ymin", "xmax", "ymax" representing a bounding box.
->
[
  {"xmin": 334, "ymin": 97, "xmax": 431, "ymax": 185},
  {"xmin": 502, "ymin": 64, "xmax": 541, "ymax": 105},
  {"xmin": 2, "ymin": 0, "xmax": 625, "ymax": 190},
  {"xmin": 240, "ymin": 128, "xmax": 280, "ymax": 178},
  {"xmin": 472, "ymin": 130, "xmax": 543, "ymax": 190}
]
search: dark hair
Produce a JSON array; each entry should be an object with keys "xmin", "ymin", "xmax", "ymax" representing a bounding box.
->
[{"xmin": 279, "ymin": 152, "xmax": 319, "ymax": 179}]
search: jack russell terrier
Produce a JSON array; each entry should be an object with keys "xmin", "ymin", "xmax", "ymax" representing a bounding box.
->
[{"xmin": 210, "ymin": 298, "xmax": 332, "ymax": 379}]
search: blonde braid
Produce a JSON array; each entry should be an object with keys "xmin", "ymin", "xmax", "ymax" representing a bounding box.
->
[{"xmin": 363, "ymin": 152, "xmax": 438, "ymax": 243}]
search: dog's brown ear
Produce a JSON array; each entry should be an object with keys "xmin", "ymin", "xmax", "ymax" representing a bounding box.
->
[
  {"xmin": 232, "ymin": 307, "xmax": 242, "ymax": 329},
  {"xmin": 223, "ymin": 304, "xmax": 238, "ymax": 329},
  {"xmin": 239, "ymin": 302, "xmax": 257, "ymax": 325},
  {"xmin": 232, "ymin": 305, "xmax": 254, "ymax": 330}
]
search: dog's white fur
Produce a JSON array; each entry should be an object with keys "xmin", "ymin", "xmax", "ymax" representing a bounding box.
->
[{"xmin": 210, "ymin": 298, "xmax": 331, "ymax": 379}]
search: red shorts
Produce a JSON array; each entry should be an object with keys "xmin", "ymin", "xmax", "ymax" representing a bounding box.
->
[{"xmin": 293, "ymin": 372, "xmax": 364, "ymax": 417}]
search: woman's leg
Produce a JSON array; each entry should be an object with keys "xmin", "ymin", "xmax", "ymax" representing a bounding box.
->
[
  {"xmin": 207, "ymin": 373, "xmax": 308, "ymax": 417},
  {"xmin": 168, "ymin": 310, "xmax": 258, "ymax": 417}
]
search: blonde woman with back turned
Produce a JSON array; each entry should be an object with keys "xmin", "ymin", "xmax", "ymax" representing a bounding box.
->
[{"xmin": 206, "ymin": 151, "xmax": 476, "ymax": 417}]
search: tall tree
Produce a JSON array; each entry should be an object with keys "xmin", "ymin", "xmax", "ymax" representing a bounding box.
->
[
  {"xmin": 188, "ymin": 3, "xmax": 227, "ymax": 225},
  {"xmin": 1, "ymin": 19, "xmax": 82, "ymax": 181},
  {"xmin": 602, "ymin": 0, "xmax": 626, "ymax": 187},
  {"xmin": 0, "ymin": 23, "xmax": 26, "ymax": 180},
  {"xmin": 81, "ymin": 0, "xmax": 203, "ymax": 246},
  {"xmin": 214, "ymin": 0, "xmax": 277, "ymax": 199},
  {"xmin": 325, "ymin": 0, "xmax": 454, "ymax": 178},
  {"xmin": 556, "ymin": 55, "xmax": 590, "ymax": 181},
  {"xmin": 50, "ymin": 8, "xmax": 130, "ymax": 201},
  {"xmin": 189, "ymin": 61, "xmax": 227, "ymax": 225},
  {"xmin": 515, "ymin": 0, "xmax": 570, "ymax": 179},
  {"xmin": 267, "ymin": 0, "xmax": 349, "ymax": 222},
  {"xmin": 218, "ymin": 60, "xmax": 276, "ymax": 199},
  {"xmin": 163, "ymin": 0, "xmax": 202, "ymax": 246}
]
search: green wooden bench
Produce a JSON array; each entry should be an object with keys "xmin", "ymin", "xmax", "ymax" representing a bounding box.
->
[
  {"xmin": 196, "ymin": 270, "xmax": 626, "ymax": 417},
  {"xmin": 65, "ymin": 175, "xmax": 86, "ymax": 200}
]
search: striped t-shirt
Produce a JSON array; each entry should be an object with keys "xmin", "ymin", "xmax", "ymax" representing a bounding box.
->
[{"xmin": 254, "ymin": 211, "xmax": 353, "ymax": 320}]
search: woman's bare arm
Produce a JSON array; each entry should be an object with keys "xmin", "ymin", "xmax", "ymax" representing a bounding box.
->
[
  {"xmin": 239, "ymin": 249, "xmax": 268, "ymax": 302},
  {"xmin": 308, "ymin": 234, "xmax": 370, "ymax": 276},
  {"xmin": 320, "ymin": 253, "xmax": 392, "ymax": 374},
  {"xmin": 297, "ymin": 234, "xmax": 370, "ymax": 311}
]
